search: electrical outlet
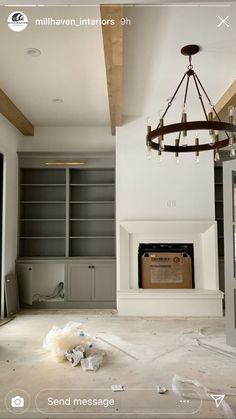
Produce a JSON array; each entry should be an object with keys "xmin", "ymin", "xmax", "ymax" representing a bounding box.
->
[{"xmin": 166, "ymin": 200, "xmax": 176, "ymax": 207}]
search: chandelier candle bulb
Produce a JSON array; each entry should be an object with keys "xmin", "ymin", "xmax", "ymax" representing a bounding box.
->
[
  {"xmin": 195, "ymin": 137, "xmax": 200, "ymax": 163},
  {"xmin": 146, "ymin": 141, "xmax": 152, "ymax": 160},
  {"xmin": 182, "ymin": 111, "xmax": 188, "ymax": 146},
  {"xmin": 175, "ymin": 139, "xmax": 180, "ymax": 164},
  {"xmin": 208, "ymin": 111, "xmax": 213, "ymax": 119},
  {"xmin": 182, "ymin": 111, "xmax": 187, "ymax": 137},
  {"xmin": 147, "ymin": 148, "xmax": 152, "ymax": 160},
  {"xmin": 182, "ymin": 134, "xmax": 188, "ymax": 147},
  {"xmin": 158, "ymin": 118, "xmax": 165, "ymax": 151},
  {"xmin": 159, "ymin": 139, "xmax": 165, "ymax": 151},
  {"xmin": 146, "ymin": 119, "xmax": 152, "ymax": 155},
  {"xmin": 229, "ymin": 136, "xmax": 234, "ymax": 148},
  {"xmin": 159, "ymin": 117, "xmax": 164, "ymax": 127},
  {"xmin": 228, "ymin": 106, "xmax": 234, "ymax": 124},
  {"xmin": 159, "ymin": 117, "xmax": 164, "ymax": 142},
  {"xmin": 208, "ymin": 111, "xmax": 214, "ymax": 136},
  {"xmin": 146, "ymin": 118, "xmax": 152, "ymax": 158},
  {"xmin": 209, "ymin": 133, "xmax": 215, "ymax": 146},
  {"xmin": 214, "ymin": 150, "xmax": 220, "ymax": 162},
  {"xmin": 158, "ymin": 149, "xmax": 163, "ymax": 163},
  {"xmin": 230, "ymin": 148, "xmax": 236, "ymax": 158}
]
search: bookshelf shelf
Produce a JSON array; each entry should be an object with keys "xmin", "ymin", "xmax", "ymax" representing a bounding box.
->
[
  {"xmin": 69, "ymin": 169, "xmax": 115, "ymax": 257},
  {"xmin": 19, "ymin": 167, "xmax": 115, "ymax": 258}
]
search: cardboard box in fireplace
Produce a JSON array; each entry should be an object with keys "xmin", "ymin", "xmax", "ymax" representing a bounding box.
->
[{"xmin": 141, "ymin": 252, "xmax": 192, "ymax": 289}]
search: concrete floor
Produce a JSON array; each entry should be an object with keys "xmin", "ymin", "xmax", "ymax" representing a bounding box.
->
[{"xmin": 0, "ymin": 310, "xmax": 236, "ymax": 418}]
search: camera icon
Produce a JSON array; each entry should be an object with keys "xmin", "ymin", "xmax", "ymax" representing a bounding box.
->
[{"xmin": 11, "ymin": 396, "xmax": 25, "ymax": 408}]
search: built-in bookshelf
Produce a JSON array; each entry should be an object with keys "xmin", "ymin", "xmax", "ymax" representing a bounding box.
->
[
  {"xmin": 19, "ymin": 168, "xmax": 115, "ymax": 258},
  {"xmin": 69, "ymin": 169, "xmax": 115, "ymax": 257},
  {"xmin": 19, "ymin": 169, "xmax": 66, "ymax": 257}
]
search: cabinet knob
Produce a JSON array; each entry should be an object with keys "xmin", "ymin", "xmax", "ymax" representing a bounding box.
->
[{"xmin": 28, "ymin": 267, "xmax": 32, "ymax": 271}]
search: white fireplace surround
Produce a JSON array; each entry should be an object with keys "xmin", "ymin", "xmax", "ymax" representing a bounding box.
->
[{"xmin": 117, "ymin": 220, "xmax": 223, "ymax": 316}]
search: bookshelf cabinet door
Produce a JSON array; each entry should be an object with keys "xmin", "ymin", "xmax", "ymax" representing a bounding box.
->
[
  {"xmin": 68, "ymin": 263, "xmax": 92, "ymax": 301},
  {"xmin": 93, "ymin": 262, "xmax": 116, "ymax": 301},
  {"xmin": 16, "ymin": 264, "xmax": 33, "ymax": 305}
]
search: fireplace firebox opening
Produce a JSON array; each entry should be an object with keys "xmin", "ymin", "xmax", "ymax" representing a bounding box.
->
[{"xmin": 138, "ymin": 243, "xmax": 194, "ymax": 289}]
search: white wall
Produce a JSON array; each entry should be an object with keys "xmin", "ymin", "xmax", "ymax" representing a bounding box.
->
[
  {"xmin": 19, "ymin": 126, "xmax": 115, "ymax": 153},
  {"xmin": 116, "ymin": 118, "xmax": 215, "ymax": 221},
  {"xmin": 116, "ymin": 118, "xmax": 221, "ymax": 316},
  {"xmin": 0, "ymin": 114, "xmax": 21, "ymax": 316}
]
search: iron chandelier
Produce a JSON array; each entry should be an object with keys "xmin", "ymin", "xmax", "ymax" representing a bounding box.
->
[{"xmin": 146, "ymin": 44, "xmax": 236, "ymax": 163}]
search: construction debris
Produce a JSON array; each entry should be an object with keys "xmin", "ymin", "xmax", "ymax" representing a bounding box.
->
[
  {"xmin": 65, "ymin": 346, "xmax": 85, "ymax": 367},
  {"xmin": 65, "ymin": 344, "xmax": 105, "ymax": 371},
  {"xmin": 111, "ymin": 384, "xmax": 124, "ymax": 392},
  {"xmin": 81, "ymin": 352, "xmax": 105, "ymax": 372},
  {"xmin": 195, "ymin": 338, "xmax": 236, "ymax": 360},
  {"xmin": 157, "ymin": 386, "xmax": 168, "ymax": 394},
  {"xmin": 43, "ymin": 322, "xmax": 106, "ymax": 371}
]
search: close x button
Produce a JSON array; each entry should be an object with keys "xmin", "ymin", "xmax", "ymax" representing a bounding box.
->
[{"xmin": 217, "ymin": 16, "xmax": 230, "ymax": 27}]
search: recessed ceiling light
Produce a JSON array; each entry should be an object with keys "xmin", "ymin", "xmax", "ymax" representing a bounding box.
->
[
  {"xmin": 52, "ymin": 98, "xmax": 63, "ymax": 103},
  {"xmin": 26, "ymin": 48, "xmax": 41, "ymax": 57}
]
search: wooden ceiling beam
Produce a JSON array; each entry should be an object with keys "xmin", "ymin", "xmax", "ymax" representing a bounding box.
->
[
  {"xmin": 0, "ymin": 88, "xmax": 34, "ymax": 136},
  {"xmin": 100, "ymin": 5, "xmax": 123, "ymax": 136},
  {"xmin": 214, "ymin": 80, "xmax": 236, "ymax": 121}
]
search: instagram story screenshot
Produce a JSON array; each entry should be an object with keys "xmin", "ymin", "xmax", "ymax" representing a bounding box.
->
[{"xmin": 0, "ymin": 0, "xmax": 236, "ymax": 418}]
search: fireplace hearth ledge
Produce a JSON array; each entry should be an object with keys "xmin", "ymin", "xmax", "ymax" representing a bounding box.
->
[{"xmin": 118, "ymin": 289, "xmax": 223, "ymax": 316}]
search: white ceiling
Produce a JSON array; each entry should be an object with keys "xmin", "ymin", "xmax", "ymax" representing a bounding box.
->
[
  {"xmin": 0, "ymin": 6, "xmax": 110, "ymax": 126},
  {"xmin": 0, "ymin": 3, "xmax": 236, "ymax": 128},
  {"xmin": 123, "ymin": 3, "xmax": 236, "ymax": 127}
]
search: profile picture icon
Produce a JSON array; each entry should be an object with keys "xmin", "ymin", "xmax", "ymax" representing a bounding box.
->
[{"xmin": 8, "ymin": 11, "xmax": 28, "ymax": 32}]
